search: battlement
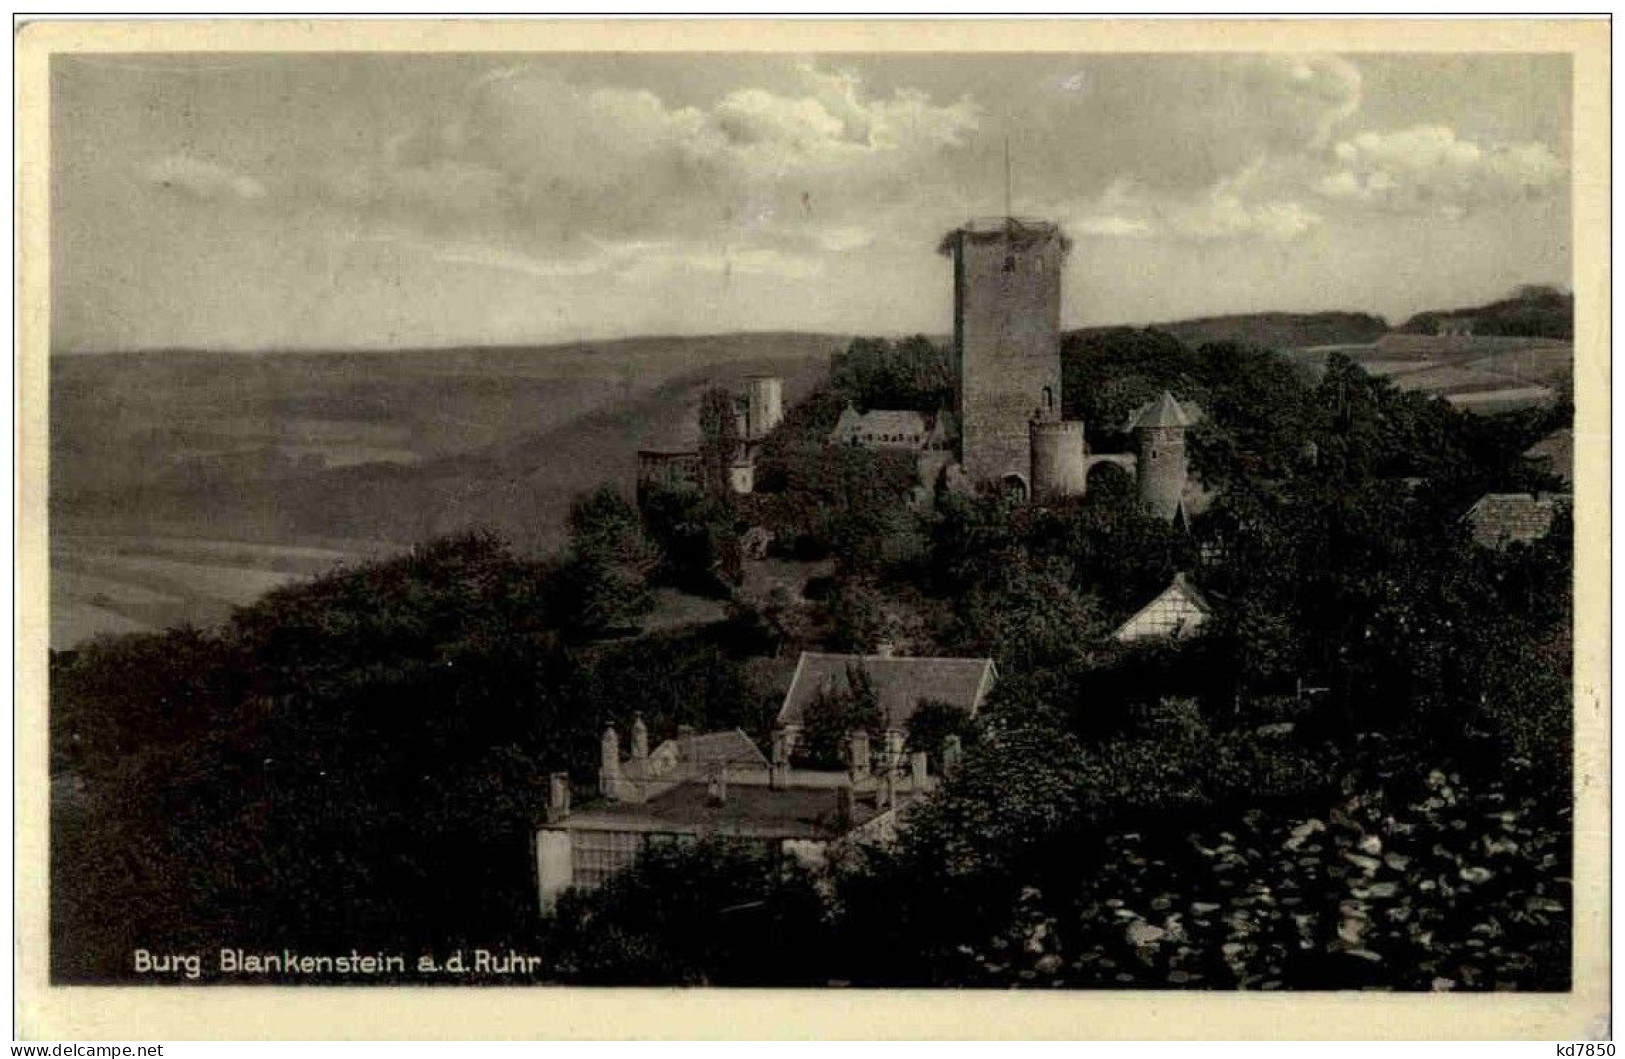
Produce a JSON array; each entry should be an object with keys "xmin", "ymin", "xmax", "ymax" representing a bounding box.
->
[
  {"xmin": 939, "ymin": 217, "xmax": 1072, "ymax": 257},
  {"xmin": 1029, "ymin": 418, "xmax": 1084, "ymax": 436}
]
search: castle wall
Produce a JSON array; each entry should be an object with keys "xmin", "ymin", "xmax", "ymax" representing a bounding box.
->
[{"xmin": 949, "ymin": 221, "xmax": 1066, "ymax": 488}]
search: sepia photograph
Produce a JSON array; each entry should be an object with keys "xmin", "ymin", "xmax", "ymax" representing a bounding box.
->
[{"xmin": 14, "ymin": 16, "xmax": 1610, "ymax": 1042}]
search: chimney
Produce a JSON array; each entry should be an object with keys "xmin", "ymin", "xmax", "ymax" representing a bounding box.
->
[
  {"xmin": 910, "ymin": 750, "xmax": 929, "ymax": 791},
  {"xmin": 769, "ymin": 728, "xmax": 791, "ymax": 790},
  {"xmin": 706, "ymin": 765, "xmax": 728, "ymax": 806},
  {"xmin": 631, "ymin": 714, "xmax": 649, "ymax": 761},
  {"xmin": 836, "ymin": 785, "xmax": 855, "ymax": 829},
  {"xmin": 847, "ymin": 729, "xmax": 871, "ymax": 780},
  {"xmin": 942, "ymin": 734, "xmax": 963, "ymax": 773},
  {"xmin": 599, "ymin": 726, "xmax": 623, "ymax": 800},
  {"xmin": 884, "ymin": 729, "xmax": 905, "ymax": 771},
  {"xmin": 546, "ymin": 772, "xmax": 572, "ymax": 822}
]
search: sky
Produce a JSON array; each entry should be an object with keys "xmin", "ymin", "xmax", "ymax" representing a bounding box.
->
[{"xmin": 51, "ymin": 52, "xmax": 1572, "ymax": 353}]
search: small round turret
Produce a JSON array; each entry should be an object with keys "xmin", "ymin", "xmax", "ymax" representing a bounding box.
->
[
  {"xmin": 1128, "ymin": 392, "xmax": 1195, "ymax": 522},
  {"xmin": 1029, "ymin": 418, "xmax": 1087, "ymax": 499}
]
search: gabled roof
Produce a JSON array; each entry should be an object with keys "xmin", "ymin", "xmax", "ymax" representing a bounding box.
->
[
  {"xmin": 1126, "ymin": 392, "xmax": 1197, "ymax": 431},
  {"xmin": 1112, "ymin": 573, "xmax": 1214, "ymax": 643},
  {"xmin": 775, "ymin": 651, "xmax": 996, "ymax": 731},
  {"xmin": 1523, "ymin": 429, "xmax": 1573, "ymax": 485},
  {"xmin": 1463, "ymin": 493, "xmax": 1570, "ymax": 548},
  {"xmin": 831, "ymin": 408, "xmax": 930, "ymax": 438},
  {"xmin": 676, "ymin": 728, "xmax": 770, "ymax": 769}
]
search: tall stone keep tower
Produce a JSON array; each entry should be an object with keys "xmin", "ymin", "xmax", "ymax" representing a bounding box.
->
[
  {"xmin": 1127, "ymin": 391, "xmax": 1196, "ymax": 522},
  {"xmin": 940, "ymin": 218, "xmax": 1069, "ymax": 494}
]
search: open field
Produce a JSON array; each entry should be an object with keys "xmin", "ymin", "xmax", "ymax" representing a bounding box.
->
[
  {"xmin": 47, "ymin": 324, "xmax": 1572, "ymax": 650},
  {"xmin": 50, "ymin": 334, "xmax": 844, "ymax": 649},
  {"xmin": 1285, "ymin": 337, "xmax": 1571, "ymax": 411}
]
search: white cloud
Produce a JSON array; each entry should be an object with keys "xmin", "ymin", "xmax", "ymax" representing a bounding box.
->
[
  {"xmin": 144, "ymin": 154, "xmax": 266, "ymax": 202},
  {"xmin": 1169, "ymin": 191, "xmax": 1320, "ymax": 242},
  {"xmin": 1067, "ymin": 173, "xmax": 1319, "ymax": 244},
  {"xmin": 1317, "ymin": 125, "xmax": 1565, "ymax": 215}
]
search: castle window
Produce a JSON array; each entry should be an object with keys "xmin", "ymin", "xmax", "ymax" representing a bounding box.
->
[
  {"xmin": 1002, "ymin": 255, "xmax": 1016, "ymax": 273},
  {"xmin": 1043, "ymin": 386, "xmax": 1054, "ymax": 411},
  {"xmin": 1036, "ymin": 258, "xmax": 1045, "ymax": 275}
]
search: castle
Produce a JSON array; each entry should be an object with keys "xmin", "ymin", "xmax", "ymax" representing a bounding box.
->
[
  {"xmin": 929, "ymin": 216, "xmax": 1198, "ymax": 520},
  {"xmin": 640, "ymin": 216, "xmax": 1198, "ymax": 522},
  {"xmin": 635, "ymin": 373, "xmax": 785, "ymax": 498}
]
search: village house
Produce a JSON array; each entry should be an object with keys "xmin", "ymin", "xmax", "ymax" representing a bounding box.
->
[
  {"xmin": 772, "ymin": 650, "xmax": 996, "ymax": 767},
  {"xmin": 533, "ymin": 710, "xmax": 965, "ymax": 913},
  {"xmin": 1112, "ymin": 572, "xmax": 1214, "ymax": 643},
  {"xmin": 1462, "ymin": 492, "xmax": 1571, "ymax": 549}
]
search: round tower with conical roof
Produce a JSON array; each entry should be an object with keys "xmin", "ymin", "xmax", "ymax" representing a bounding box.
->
[{"xmin": 1128, "ymin": 392, "xmax": 1195, "ymax": 522}]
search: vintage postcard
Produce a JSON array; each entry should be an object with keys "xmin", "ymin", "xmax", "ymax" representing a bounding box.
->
[{"xmin": 14, "ymin": 17, "xmax": 1611, "ymax": 1041}]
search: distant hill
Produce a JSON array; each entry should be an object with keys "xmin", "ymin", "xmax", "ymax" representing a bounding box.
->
[
  {"xmin": 50, "ymin": 332, "xmax": 845, "ymax": 647},
  {"xmin": 1069, "ymin": 312, "xmax": 1389, "ymax": 352},
  {"xmin": 1398, "ymin": 286, "xmax": 1573, "ymax": 340}
]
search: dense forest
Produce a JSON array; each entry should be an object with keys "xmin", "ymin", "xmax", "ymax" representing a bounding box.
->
[
  {"xmin": 50, "ymin": 327, "xmax": 1573, "ymax": 988},
  {"xmin": 1398, "ymin": 285, "xmax": 1574, "ymax": 340}
]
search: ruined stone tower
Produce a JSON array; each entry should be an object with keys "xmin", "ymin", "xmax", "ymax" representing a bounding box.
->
[
  {"xmin": 744, "ymin": 375, "xmax": 784, "ymax": 440},
  {"xmin": 940, "ymin": 218, "xmax": 1069, "ymax": 495},
  {"xmin": 1128, "ymin": 391, "xmax": 1195, "ymax": 522}
]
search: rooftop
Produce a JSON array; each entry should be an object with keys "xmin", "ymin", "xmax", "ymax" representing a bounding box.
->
[
  {"xmin": 676, "ymin": 729, "xmax": 770, "ymax": 769},
  {"xmin": 1126, "ymin": 392, "xmax": 1197, "ymax": 431},
  {"xmin": 1523, "ymin": 429, "xmax": 1573, "ymax": 485},
  {"xmin": 938, "ymin": 216, "xmax": 1071, "ymax": 256},
  {"xmin": 1463, "ymin": 492, "xmax": 1570, "ymax": 547},
  {"xmin": 832, "ymin": 407, "xmax": 931, "ymax": 438},
  {"xmin": 776, "ymin": 651, "xmax": 995, "ymax": 731},
  {"xmin": 549, "ymin": 780, "xmax": 883, "ymax": 839}
]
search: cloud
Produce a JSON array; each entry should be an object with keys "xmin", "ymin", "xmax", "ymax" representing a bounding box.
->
[
  {"xmin": 1169, "ymin": 195, "xmax": 1320, "ymax": 242},
  {"xmin": 1049, "ymin": 55, "xmax": 1362, "ymax": 194},
  {"xmin": 350, "ymin": 62, "xmax": 976, "ymax": 246},
  {"xmin": 1316, "ymin": 125, "xmax": 1565, "ymax": 216},
  {"xmin": 1067, "ymin": 172, "xmax": 1319, "ymax": 244},
  {"xmin": 144, "ymin": 154, "xmax": 266, "ymax": 202}
]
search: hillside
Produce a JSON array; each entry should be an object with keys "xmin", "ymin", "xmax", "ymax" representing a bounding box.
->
[
  {"xmin": 1398, "ymin": 287, "xmax": 1573, "ymax": 340},
  {"xmin": 50, "ymin": 333, "xmax": 845, "ymax": 648},
  {"xmin": 1070, "ymin": 312, "xmax": 1390, "ymax": 352}
]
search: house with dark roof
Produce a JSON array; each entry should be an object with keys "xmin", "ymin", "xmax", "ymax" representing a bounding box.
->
[
  {"xmin": 774, "ymin": 651, "xmax": 996, "ymax": 764},
  {"xmin": 534, "ymin": 710, "xmax": 959, "ymax": 912},
  {"xmin": 1463, "ymin": 492, "xmax": 1570, "ymax": 549}
]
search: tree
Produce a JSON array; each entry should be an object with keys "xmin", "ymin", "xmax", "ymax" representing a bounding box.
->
[
  {"xmin": 826, "ymin": 578, "xmax": 888, "ymax": 653},
  {"xmin": 829, "ymin": 335, "xmax": 953, "ymax": 413},
  {"xmin": 698, "ymin": 386, "xmax": 743, "ymax": 497},
  {"xmin": 544, "ymin": 838, "xmax": 831, "ymax": 985},
  {"xmin": 553, "ymin": 486, "xmax": 660, "ymax": 637},
  {"xmin": 639, "ymin": 484, "xmax": 740, "ymax": 595},
  {"xmin": 793, "ymin": 663, "xmax": 883, "ymax": 769},
  {"xmin": 904, "ymin": 699, "xmax": 978, "ymax": 772}
]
